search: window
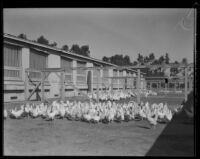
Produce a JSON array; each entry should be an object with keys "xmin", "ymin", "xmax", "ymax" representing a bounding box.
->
[
  {"xmin": 119, "ymin": 71, "xmax": 123, "ymax": 86},
  {"xmin": 29, "ymin": 49, "xmax": 47, "ymax": 79},
  {"xmin": 77, "ymin": 61, "xmax": 86, "ymax": 84},
  {"xmin": 61, "ymin": 57, "xmax": 72, "ymax": 83},
  {"xmin": 4, "ymin": 44, "xmax": 22, "ymax": 80}
]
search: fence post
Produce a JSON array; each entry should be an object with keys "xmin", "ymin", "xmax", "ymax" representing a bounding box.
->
[
  {"xmin": 41, "ymin": 71, "xmax": 45, "ymax": 102},
  {"xmin": 96, "ymin": 68, "xmax": 100, "ymax": 102},
  {"xmin": 24, "ymin": 70, "xmax": 29, "ymax": 101},
  {"xmin": 60, "ymin": 71, "xmax": 65, "ymax": 101},
  {"xmin": 185, "ymin": 67, "xmax": 188, "ymax": 101},
  {"xmin": 137, "ymin": 69, "xmax": 141, "ymax": 104}
]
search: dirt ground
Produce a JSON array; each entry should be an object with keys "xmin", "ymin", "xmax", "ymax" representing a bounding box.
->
[{"xmin": 3, "ymin": 96, "xmax": 194, "ymax": 156}]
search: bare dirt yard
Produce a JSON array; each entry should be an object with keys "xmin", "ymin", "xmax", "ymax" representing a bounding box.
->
[{"xmin": 3, "ymin": 96, "xmax": 194, "ymax": 156}]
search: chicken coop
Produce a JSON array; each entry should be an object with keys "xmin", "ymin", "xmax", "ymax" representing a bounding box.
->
[{"xmin": 3, "ymin": 33, "xmax": 146, "ymax": 103}]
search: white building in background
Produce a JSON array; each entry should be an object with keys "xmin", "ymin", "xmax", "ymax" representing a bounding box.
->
[{"xmin": 3, "ymin": 33, "xmax": 146, "ymax": 102}]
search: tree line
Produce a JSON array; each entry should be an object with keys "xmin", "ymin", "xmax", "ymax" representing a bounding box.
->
[
  {"xmin": 18, "ymin": 33, "xmax": 90, "ymax": 57},
  {"xmin": 102, "ymin": 53, "xmax": 189, "ymax": 77}
]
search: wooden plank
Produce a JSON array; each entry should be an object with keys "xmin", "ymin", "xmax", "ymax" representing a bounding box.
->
[
  {"xmin": 27, "ymin": 82, "xmax": 41, "ymax": 100},
  {"xmin": 27, "ymin": 72, "xmax": 50, "ymax": 101}
]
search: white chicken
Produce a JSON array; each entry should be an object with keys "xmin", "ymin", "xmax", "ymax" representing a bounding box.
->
[{"xmin": 10, "ymin": 107, "xmax": 24, "ymax": 119}]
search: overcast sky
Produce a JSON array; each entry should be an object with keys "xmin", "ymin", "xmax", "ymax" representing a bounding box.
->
[{"xmin": 4, "ymin": 8, "xmax": 194, "ymax": 63}]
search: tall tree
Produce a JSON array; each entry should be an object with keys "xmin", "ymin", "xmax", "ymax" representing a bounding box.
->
[
  {"xmin": 18, "ymin": 33, "xmax": 27, "ymax": 40},
  {"xmin": 165, "ymin": 53, "xmax": 170, "ymax": 64},
  {"xmin": 80, "ymin": 45, "xmax": 90, "ymax": 57},
  {"xmin": 37, "ymin": 35, "xmax": 49, "ymax": 45},
  {"xmin": 149, "ymin": 53, "xmax": 155, "ymax": 62},
  {"xmin": 158, "ymin": 56, "xmax": 165, "ymax": 64},
  {"xmin": 181, "ymin": 58, "xmax": 188, "ymax": 65},
  {"xmin": 102, "ymin": 56, "xmax": 110, "ymax": 62},
  {"xmin": 70, "ymin": 44, "xmax": 81, "ymax": 54},
  {"xmin": 137, "ymin": 53, "xmax": 144, "ymax": 64},
  {"xmin": 124, "ymin": 55, "xmax": 131, "ymax": 65},
  {"xmin": 62, "ymin": 45, "xmax": 69, "ymax": 51}
]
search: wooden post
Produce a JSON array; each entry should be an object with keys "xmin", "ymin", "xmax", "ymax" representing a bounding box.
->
[
  {"xmin": 185, "ymin": 67, "xmax": 188, "ymax": 101},
  {"xmin": 60, "ymin": 71, "xmax": 65, "ymax": 101},
  {"xmin": 24, "ymin": 70, "xmax": 29, "ymax": 101},
  {"xmin": 41, "ymin": 72, "xmax": 45, "ymax": 102},
  {"xmin": 96, "ymin": 69, "xmax": 100, "ymax": 102},
  {"xmin": 137, "ymin": 69, "xmax": 141, "ymax": 104},
  {"xmin": 150, "ymin": 81, "xmax": 152, "ymax": 90},
  {"xmin": 175, "ymin": 80, "xmax": 176, "ymax": 92}
]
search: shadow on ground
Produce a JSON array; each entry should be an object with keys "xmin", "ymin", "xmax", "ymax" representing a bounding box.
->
[{"xmin": 146, "ymin": 110, "xmax": 195, "ymax": 156}]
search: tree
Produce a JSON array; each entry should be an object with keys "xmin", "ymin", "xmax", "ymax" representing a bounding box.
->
[
  {"xmin": 102, "ymin": 56, "xmax": 110, "ymax": 62},
  {"xmin": 70, "ymin": 44, "xmax": 81, "ymax": 54},
  {"xmin": 37, "ymin": 35, "xmax": 49, "ymax": 45},
  {"xmin": 181, "ymin": 58, "xmax": 188, "ymax": 65},
  {"xmin": 132, "ymin": 61, "xmax": 138, "ymax": 66},
  {"xmin": 124, "ymin": 55, "xmax": 131, "ymax": 65},
  {"xmin": 144, "ymin": 56, "xmax": 149, "ymax": 64},
  {"xmin": 62, "ymin": 45, "xmax": 69, "ymax": 51},
  {"xmin": 158, "ymin": 56, "xmax": 165, "ymax": 64},
  {"xmin": 49, "ymin": 42, "xmax": 57, "ymax": 47},
  {"xmin": 18, "ymin": 33, "xmax": 27, "ymax": 40},
  {"xmin": 149, "ymin": 53, "xmax": 155, "ymax": 62},
  {"xmin": 165, "ymin": 53, "xmax": 170, "ymax": 64},
  {"xmin": 174, "ymin": 60, "xmax": 179, "ymax": 64},
  {"xmin": 137, "ymin": 53, "xmax": 144, "ymax": 64},
  {"xmin": 80, "ymin": 45, "xmax": 90, "ymax": 57}
]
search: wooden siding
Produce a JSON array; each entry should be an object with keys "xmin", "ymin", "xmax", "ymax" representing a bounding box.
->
[
  {"xmin": 29, "ymin": 49, "xmax": 47, "ymax": 79},
  {"xmin": 4, "ymin": 44, "xmax": 22, "ymax": 79},
  {"xmin": 77, "ymin": 61, "xmax": 86, "ymax": 84},
  {"xmin": 61, "ymin": 57, "xmax": 73, "ymax": 83}
]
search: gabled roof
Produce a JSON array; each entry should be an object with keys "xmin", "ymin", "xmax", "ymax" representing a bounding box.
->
[
  {"xmin": 3, "ymin": 33, "xmax": 146, "ymax": 75},
  {"xmin": 4, "ymin": 33, "xmax": 117, "ymax": 67}
]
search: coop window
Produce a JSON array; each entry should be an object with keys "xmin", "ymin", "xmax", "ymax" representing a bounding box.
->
[
  {"xmin": 113, "ymin": 70, "xmax": 118, "ymax": 85},
  {"xmin": 77, "ymin": 61, "xmax": 86, "ymax": 84},
  {"xmin": 4, "ymin": 43, "xmax": 22, "ymax": 80},
  {"xmin": 29, "ymin": 49, "xmax": 47, "ymax": 79},
  {"xmin": 61, "ymin": 57, "xmax": 72, "ymax": 83},
  {"xmin": 119, "ymin": 71, "xmax": 124, "ymax": 86}
]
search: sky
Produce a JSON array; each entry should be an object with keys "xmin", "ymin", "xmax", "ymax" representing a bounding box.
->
[{"xmin": 3, "ymin": 8, "xmax": 195, "ymax": 63}]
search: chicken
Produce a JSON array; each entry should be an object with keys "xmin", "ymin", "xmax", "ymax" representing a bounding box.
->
[
  {"xmin": 10, "ymin": 108, "xmax": 24, "ymax": 119},
  {"xmin": 146, "ymin": 111, "xmax": 158, "ymax": 129},
  {"xmin": 165, "ymin": 109, "xmax": 173, "ymax": 121}
]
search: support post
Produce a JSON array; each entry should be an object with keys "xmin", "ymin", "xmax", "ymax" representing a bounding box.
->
[
  {"xmin": 137, "ymin": 69, "xmax": 141, "ymax": 104},
  {"xmin": 24, "ymin": 70, "xmax": 29, "ymax": 101},
  {"xmin": 41, "ymin": 72, "xmax": 45, "ymax": 102},
  {"xmin": 60, "ymin": 71, "xmax": 65, "ymax": 101},
  {"xmin": 175, "ymin": 81, "xmax": 176, "ymax": 92},
  {"xmin": 185, "ymin": 67, "xmax": 188, "ymax": 101},
  {"xmin": 96, "ymin": 69, "xmax": 100, "ymax": 102}
]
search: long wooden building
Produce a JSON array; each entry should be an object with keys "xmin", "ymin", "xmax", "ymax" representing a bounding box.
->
[{"xmin": 3, "ymin": 33, "xmax": 146, "ymax": 102}]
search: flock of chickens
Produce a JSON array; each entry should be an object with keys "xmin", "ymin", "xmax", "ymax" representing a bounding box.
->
[
  {"xmin": 4, "ymin": 99, "xmax": 183, "ymax": 129},
  {"xmin": 87, "ymin": 89, "xmax": 157, "ymax": 101}
]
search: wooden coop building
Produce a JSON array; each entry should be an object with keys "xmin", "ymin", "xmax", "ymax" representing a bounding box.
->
[{"xmin": 3, "ymin": 33, "xmax": 146, "ymax": 102}]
